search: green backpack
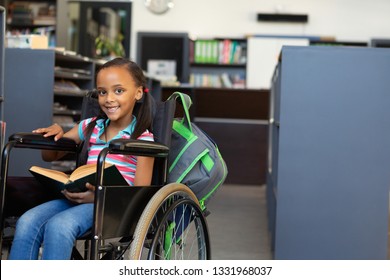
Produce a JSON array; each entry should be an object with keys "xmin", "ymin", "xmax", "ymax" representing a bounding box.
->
[{"xmin": 167, "ymin": 92, "xmax": 228, "ymax": 209}]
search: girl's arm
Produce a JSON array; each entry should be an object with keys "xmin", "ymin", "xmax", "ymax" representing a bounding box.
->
[
  {"xmin": 134, "ymin": 156, "xmax": 155, "ymax": 186},
  {"xmin": 33, "ymin": 123, "xmax": 81, "ymax": 162}
]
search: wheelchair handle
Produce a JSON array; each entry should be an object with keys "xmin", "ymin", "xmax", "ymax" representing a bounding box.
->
[
  {"xmin": 109, "ymin": 139, "xmax": 169, "ymax": 158},
  {"xmin": 8, "ymin": 132, "xmax": 78, "ymax": 151}
]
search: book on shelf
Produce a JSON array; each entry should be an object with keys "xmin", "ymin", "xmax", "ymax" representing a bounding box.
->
[
  {"xmin": 190, "ymin": 73, "xmax": 222, "ymax": 88},
  {"xmin": 29, "ymin": 163, "xmax": 128, "ymax": 193},
  {"xmin": 230, "ymin": 73, "xmax": 246, "ymax": 88},
  {"xmin": 221, "ymin": 39, "xmax": 231, "ymax": 64},
  {"xmin": 220, "ymin": 72, "xmax": 233, "ymax": 88},
  {"xmin": 192, "ymin": 39, "xmax": 247, "ymax": 65},
  {"xmin": 190, "ymin": 72, "xmax": 245, "ymax": 88}
]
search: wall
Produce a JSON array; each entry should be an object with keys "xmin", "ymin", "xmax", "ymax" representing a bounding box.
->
[
  {"xmin": 56, "ymin": 0, "xmax": 390, "ymax": 60},
  {"xmin": 129, "ymin": 0, "xmax": 390, "ymax": 59}
]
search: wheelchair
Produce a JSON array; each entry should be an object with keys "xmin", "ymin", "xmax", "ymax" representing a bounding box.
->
[{"xmin": 0, "ymin": 92, "xmax": 211, "ymax": 260}]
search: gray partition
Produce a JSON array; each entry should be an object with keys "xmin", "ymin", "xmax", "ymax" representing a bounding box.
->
[
  {"xmin": 0, "ymin": 7, "xmax": 5, "ymax": 150},
  {"xmin": 4, "ymin": 49, "xmax": 55, "ymax": 176},
  {"xmin": 268, "ymin": 46, "xmax": 390, "ymax": 259}
]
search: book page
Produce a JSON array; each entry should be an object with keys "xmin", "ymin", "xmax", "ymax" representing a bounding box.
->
[
  {"xmin": 69, "ymin": 163, "xmax": 113, "ymax": 182},
  {"xmin": 29, "ymin": 166, "xmax": 70, "ymax": 184}
]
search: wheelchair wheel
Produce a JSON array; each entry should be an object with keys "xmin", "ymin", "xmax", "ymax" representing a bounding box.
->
[{"xmin": 129, "ymin": 183, "xmax": 210, "ymax": 260}]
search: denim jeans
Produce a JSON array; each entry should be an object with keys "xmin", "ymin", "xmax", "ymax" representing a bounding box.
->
[{"xmin": 9, "ymin": 199, "xmax": 93, "ymax": 260}]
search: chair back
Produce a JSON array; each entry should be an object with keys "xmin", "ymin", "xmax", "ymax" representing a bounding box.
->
[
  {"xmin": 80, "ymin": 90, "xmax": 101, "ymax": 120},
  {"xmin": 150, "ymin": 97, "xmax": 175, "ymax": 185}
]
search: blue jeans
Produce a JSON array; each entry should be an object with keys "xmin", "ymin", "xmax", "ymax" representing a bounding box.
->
[{"xmin": 9, "ymin": 199, "xmax": 93, "ymax": 260}]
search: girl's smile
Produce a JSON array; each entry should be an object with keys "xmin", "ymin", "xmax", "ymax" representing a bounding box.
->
[{"xmin": 104, "ymin": 105, "xmax": 119, "ymax": 114}]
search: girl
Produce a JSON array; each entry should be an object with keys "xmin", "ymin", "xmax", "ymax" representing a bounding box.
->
[{"xmin": 9, "ymin": 58, "xmax": 154, "ymax": 260}]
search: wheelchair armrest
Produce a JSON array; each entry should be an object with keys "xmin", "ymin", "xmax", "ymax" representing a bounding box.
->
[
  {"xmin": 8, "ymin": 132, "xmax": 78, "ymax": 152},
  {"xmin": 108, "ymin": 139, "xmax": 169, "ymax": 158}
]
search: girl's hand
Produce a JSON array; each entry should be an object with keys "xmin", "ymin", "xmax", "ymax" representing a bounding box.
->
[
  {"xmin": 62, "ymin": 183, "xmax": 95, "ymax": 204},
  {"xmin": 33, "ymin": 123, "xmax": 64, "ymax": 141}
]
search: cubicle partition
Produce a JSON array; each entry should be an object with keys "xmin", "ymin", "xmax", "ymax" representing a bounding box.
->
[
  {"xmin": 0, "ymin": 6, "xmax": 5, "ymax": 151},
  {"xmin": 268, "ymin": 46, "xmax": 390, "ymax": 259}
]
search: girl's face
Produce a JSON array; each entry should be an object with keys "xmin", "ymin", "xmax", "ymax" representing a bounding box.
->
[{"xmin": 96, "ymin": 66, "xmax": 143, "ymax": 127}]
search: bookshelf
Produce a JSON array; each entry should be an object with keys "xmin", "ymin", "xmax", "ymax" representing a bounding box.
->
[
  {"xmin": 52, "ymin": 51, "xmax": 98, "ymax": 171},
  {"xmin": 4, "ymin": 0, "xmax": 57, "ymax": 46},
  {"xmin": 189, "ymin": 38, "xmax": 247, "ymax": 88},
  {"xmin": 53, "ymin": 51, "xmax": 96, "ymax": 131}
]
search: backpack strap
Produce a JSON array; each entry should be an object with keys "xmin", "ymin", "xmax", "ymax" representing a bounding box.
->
[{"xmin": 167, "ymin": 91, "xmax": 192, "ymax": 132}]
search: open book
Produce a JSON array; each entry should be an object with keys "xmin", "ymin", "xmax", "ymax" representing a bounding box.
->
[{"xmin": 29, "ymin": 163, "xmax": 128, "ymax": 193}]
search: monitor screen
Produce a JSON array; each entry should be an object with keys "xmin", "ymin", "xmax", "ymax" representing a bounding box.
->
[{"xmin": 136, "ymin": 32, "xmax": 189, "ymax": 83}]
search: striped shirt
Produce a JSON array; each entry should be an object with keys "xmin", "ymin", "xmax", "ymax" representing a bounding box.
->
[{"xmin": 78, "ymin": 117, "xmax": 154, "ymax": 186}]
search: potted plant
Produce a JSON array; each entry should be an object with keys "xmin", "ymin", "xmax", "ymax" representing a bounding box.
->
[{"xmin": 95, "ymin": 33, "xmax": 125, "ymax": 58}]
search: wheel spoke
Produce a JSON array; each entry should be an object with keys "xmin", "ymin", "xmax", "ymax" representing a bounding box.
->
[{"xmin": 129, "ymin": 184, "xmax": 210, "ymax": 260}]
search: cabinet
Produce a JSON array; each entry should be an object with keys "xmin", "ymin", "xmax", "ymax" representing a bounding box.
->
[
  {"xmin": 4, "ymin": 0, "xmax": 57, "ymax": 46},
  {"xmin": 189, "ymin": 38, "xmax": 247, "ymax": 88},
  {"xmin": 268, "ymin": 46, "xmax": 390, "ymax": 259}
]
